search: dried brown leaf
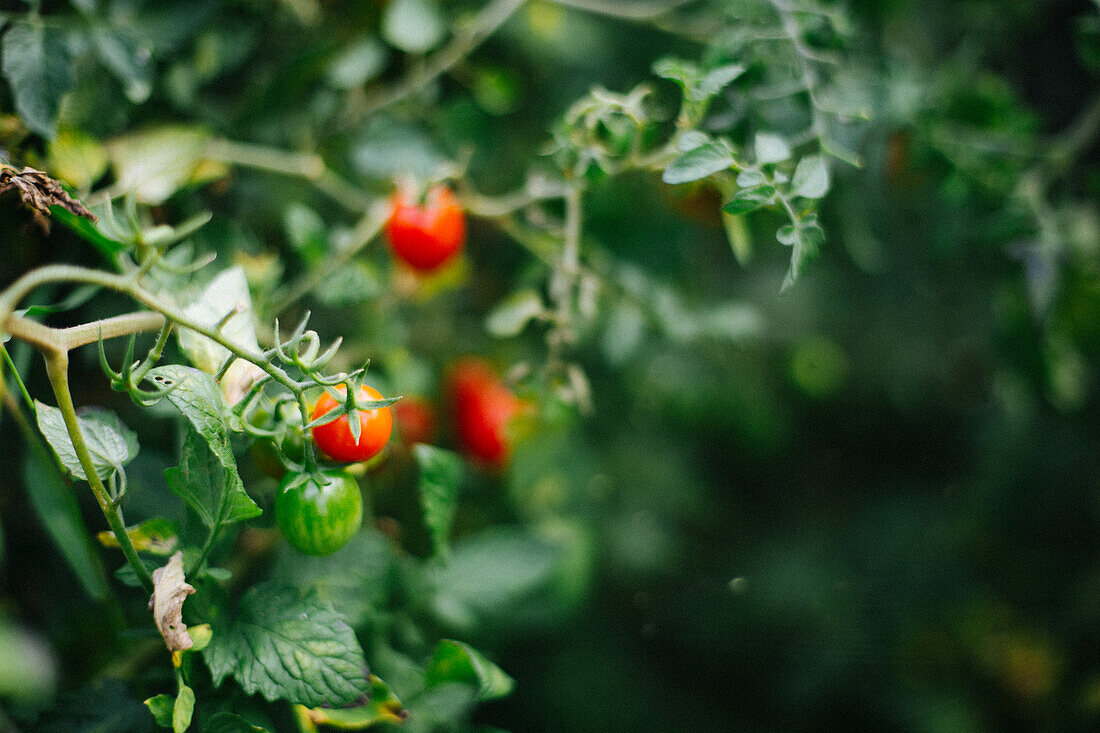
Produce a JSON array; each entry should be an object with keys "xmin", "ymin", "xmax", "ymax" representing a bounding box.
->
[
  {"xmin": 0, "ymin": 165, "xmax": 95, "ymax": 220},
  {"xmin": 148, "ymin": 551, "xmax": 196, "ymax": 652}
]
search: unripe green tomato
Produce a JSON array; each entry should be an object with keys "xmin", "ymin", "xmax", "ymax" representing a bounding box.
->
[{"xmin": 275, "ymin": 471, "xmax": 363, "ymax": 556}]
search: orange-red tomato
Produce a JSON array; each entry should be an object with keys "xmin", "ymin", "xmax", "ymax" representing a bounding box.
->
[
  {"xmin": 393, "ymin": 396, "xmax": 436, "ymax": 446},
  {"xmin": 310, "ymin": 384, "xmax": 393, "ymax": 463},
  {"xmin": 385, "ymin": 185, "xmax": 466, "ymax": 272},
  {"xmin": 447, "ymin": 359, "xmax": 521, "ymax": 469}
]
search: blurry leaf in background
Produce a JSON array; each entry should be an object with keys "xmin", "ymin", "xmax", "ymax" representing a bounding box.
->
[
  {"xmin": 46, "ymin": 128, "xmax": 109, "ymax": 190},
  {"xmin": 90, "ymin": 26, "xmax": 153, "ymax": 105},
  {"xmin": 754, "ymin": 132, "xmax": 792, "ymax": 165},
  {"xmin": 106, "ymin": 126, "xmax": 224, "ymax": 204},
  {"xmin": 382, "ymin": 0, "xmax": 446, "ymax": 55},
  {"xmin": 0, "ymin": 619, "xmax": 57, "ymax": 707},
  {"xmin": 415, "ymin": 444, "xmax": 463, "ymax": 559},
  {"xmin": 485, "ymin": 289, "xmax": 544, "ymax": 338},
  {"xmin": 351, "ymin": 118, "xmax": 449, "ymax": 181},
  {"xmin": 1, "ymin": 18, "xmax": 73, "ymax": 139},
  {"xmin": 662, "ymin": 142, "xmax": 734, "ymax": 184},
  {"xmin": 424, "ymin": 639, "xmax": 514, "ymax": 701},
  {"xmin": 327, "ymin": 36, "xmax": 388, "ymax": 90}
]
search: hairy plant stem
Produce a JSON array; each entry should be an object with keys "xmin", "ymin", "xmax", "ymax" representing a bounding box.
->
[
  {"xmin": 43, "ymin": 349, "xmax": 155, "ymax": 592},
  {"xmin": 0, "ymin": 264, "xmax": 314, "ymax": 429}
]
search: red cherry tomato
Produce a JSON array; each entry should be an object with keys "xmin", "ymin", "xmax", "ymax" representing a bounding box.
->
[
  {"xmin": 275, "ymin": 470, "xmax": 363, "ymax": 556},
  {"xmin": 385, "ymin": 185, "xmax": 466, "ymax": 272},
  {"xmin": 393, "ymin": 396, "xmax": 436, "ymax": 446},
  {"xmin": 310, "ymin": 384, "xmax": 394, "ymax": 463},
  {"xmin": 447, "ymin": 359, "xmax": 521, "ymax": 469}
]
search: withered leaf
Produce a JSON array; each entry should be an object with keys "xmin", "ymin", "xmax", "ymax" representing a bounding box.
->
[
  {"xmin": 0, "ymin": 165, "xmax": 95, "ymax": 220},
  {"xmin": 148, "ymin": 551, "xmax": 196, "ymax": 652}
]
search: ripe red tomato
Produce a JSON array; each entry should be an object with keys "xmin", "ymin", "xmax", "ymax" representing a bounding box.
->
[
  {"xmin": 275, "ymin": 470, "xmax": 363, "ymax": 555},
  {"xmin": 385, "ymin": 185, "xmax": 466, "ymax": 272},
  {"xmin": 446, "ymin": 359, "xmax": 521, "ymax": 469},
  {"xmin": 310, "ymin": 384, "xmax": 393, "ymax": 463},
  {"xmin": 393, "ymin": 396, "xmax": 436, "ymax": 446}
]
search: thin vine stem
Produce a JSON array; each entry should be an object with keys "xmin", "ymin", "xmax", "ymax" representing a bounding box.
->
[{"xmin": 43, "ymin": 350, "xmax": 154, "ymax": 592}]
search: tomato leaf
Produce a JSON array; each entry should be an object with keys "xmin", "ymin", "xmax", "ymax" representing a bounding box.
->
[
  {"xmin": 293, "ymin": 675, "xmax": 408, "ymax": 729},
  {"xmin": 203, "ymin": 583, "xmax": 370, "ymax": 708},
  {"xmin": 272, "ymin": 529, "xmax": 396, "ymax": 629},
  {"xmin": 424, "ymin": 640, "xmax": 514, "ymax": 701},
  {"xmin": 791, "ymin": 155, "xmax": 830, "ymax": 199},
  {"xmin": 414, "ymin": 445, "xmax": 463, "ymax": 559},
  {"xmin": 202, "ymin": 712, "xmax": 271, "ymax": 732},
  {"xmin": 34, "ymin": 401, "xmax": 138, "ymax": 482},
  {"xmin": 1, "ymin": 18, "xmax": 73, "ymax": 139},
  {"xmin": 662, "ymin": 142, "xmax": 734, "ymax": 184},
  {"xmin": 721, "ymin": 185, "xmax": 776, "ymax": 215},
  {"xmin": 165, "ymin": 428, "xmax": 261, "ymax": 530},
  {"xmin": 150, "ymin": 365, "xmax": 261, "ymax": 528}
]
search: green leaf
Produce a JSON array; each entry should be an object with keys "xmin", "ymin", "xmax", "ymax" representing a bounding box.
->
[
  {"xmin": 754, "ymin": 132, "xmax": 791, "ymax": 164},
  {"xmin": 272, "ymin": 529, "xmax": 396, "ymax": 628},
  {"xmin": 173, "ymin": 685, "xmax": 194, "ymax": 733},
  {"xmin": 779, "ymin": 219, "xmax": 825, "ymax": 291},
  {"xmin": 314, "ymin": 262, "xmax": 382, "ymax": 307},
  {"xmin": 791, "ymin": 155, "xmax": 830, "ymax": 199},
  {"xmin": 676, "ymin": 130, "xmax": 711, "ymax": 152},
  {"xmin": 283, "ymin": 202, "xmax": 327, "ymax": 262},
  {"xmin": 696, "ymin": 63, "xmax": 745, "ymax": 99},
  {"xmin": 722, "ymin": 185, "xmax": 776, "ymax": 215},
  {"xmin": 662, "ymin": 142, "xmax": 734, "ymax": 184},
  {"xmin": 382, "ymin": 0, "xmax": 445, "ymax": 54},
  {"xmin": 428, "ymin": 527, "xmax": 564, "ymax": 630},
  {"xmin": 176, "ymin": 266, "xmax": 262, "ymax": 376},
  {"xmin": 20, "ymin": 453, "xmax": 110, "ymax": 599},
  {"xmin": 144, "ymin": 693, "xmax": 174, "ymax": 728},
  {"xmin": 485, "ymin": 289, "xmax": 544, "ymax": 338},
  {"xmin": 47, "ymin": 128, "xmax": 109, "ymax": 190},
  {"xmin": 165, "ymin": 428, "xmax": 261, "ymax": 530},
  {"xmin": 52, "ymin": 203, "xmax": 128, "ymax": 258},
  {"xmin": 414, "ymin": 445, "xmax": 463, "ymax": 558},
  {"xmin": 735, "ymin": 169, "xmax": 766, "ymax": 187},
  {"xmin": 327, "ymin": 37, "xmax": 387, "ymax": 89},
  {"xmin": 203, "ymin": 583, "xmax": 370, "ymax": 708},
  {"xmin": 34, "ymin": 402, "xmax": 139, "ymax": 482},
  {"xmin": 424, "ymin": 640, "xmax": 514, "ymax": 701},
  {"xmin": 293, "ymin": 676, "xmax": 408, "ymax": 729},
  {"xmin": 96, "ymin": 517, "xmax": 179, "ymax": 556},
  {"xmin": 106, "ymin": 126, "xmax": 219, "ymax": 204},
  {"xmin": 150, "ymin": 364, "xmax": 260, "ymax": 528},
  {"xmin": 202, "ymin": 712, "xmax": 270, "ymax": 733},
  {"xmin": 91, "ymin": 26, "xmax": 153, "ymax": 104},
  {"xmin": 1, "ymin": 19, "xmax": 73, "ymax": 138}
]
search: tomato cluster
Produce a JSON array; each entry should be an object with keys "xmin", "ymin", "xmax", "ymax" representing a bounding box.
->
[{"xmin": 385, "ymin": 185, "xmax": 466, "ymax": 272}]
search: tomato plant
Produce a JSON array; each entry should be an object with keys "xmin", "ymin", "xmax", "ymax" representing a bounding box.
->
[
  {"xmin": 0, "ymin": 0, "xmax": 1096, "ymax": 730},
  {"xmin": 385, "ymin": 185, "xmax": 466, "ymax": 272},
  {"xmin": 275, "ymin": 470, "xmax": 364, "ymax": 556},
  {"xmin": 310, "ymin": 384, "xmax": 394, "ymax": 464}
]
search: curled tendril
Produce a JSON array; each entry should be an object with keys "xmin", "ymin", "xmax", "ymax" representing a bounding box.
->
[{"xmin": 97, "ymin": 330, "xmax": 180, "ymax": 406}]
